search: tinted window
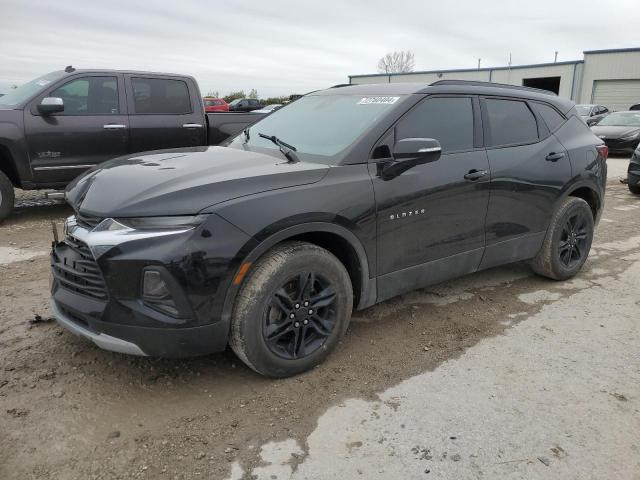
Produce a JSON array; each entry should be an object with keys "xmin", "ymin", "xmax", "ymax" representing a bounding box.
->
[
  {"xmin": 486, "ymin": 99, "xmax": 538, "ymax": 146},
  {"xmin": 249, "ymin": 99, "xmax": 259, "ymax": 106},
  {"xmin": 396, "ymin": 97, "xmax": 474, "ymax": 153},
  {"xmin": 49, "ymin": 77, "xmax": 119, "ymax": 115},
  {"xmin": 531, "ymin": 102, "xmax": 565, "ymax": 132},
  {"xmin": 132, "ymin": 78, "xmax": 191, "ymax": 114}
]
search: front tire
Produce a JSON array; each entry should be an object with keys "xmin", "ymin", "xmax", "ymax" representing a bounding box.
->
[
  {"xmin": 531, "ymin": 197, "xmax": 594, "ymax": 280},
  {"xmin": 0, "ymin": 170, "xmax": 15, "ymax": 223},
  {"xmin": 229, "ymin": 241, "xmax": 353, "ymax": 377},
  {"xmin": 628, "ymin": 177, "xmax": 640, "ymax": 194}
]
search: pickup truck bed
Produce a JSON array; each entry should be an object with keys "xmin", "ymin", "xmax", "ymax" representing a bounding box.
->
[{"xmin": 207, "ymin": 112, "xmax": 263, "ymax": 146}]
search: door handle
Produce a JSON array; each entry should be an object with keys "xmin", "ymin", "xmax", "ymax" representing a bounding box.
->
[
  {"xmin": 182, "ymin": 123, "xmax": 203, "ymax": 128},
  {"xmin": 103, "ymin": 124, "xmax": 127, "ymax": 130},
  {"xmin": 545, "ymin": 152, "xmax": 566, "ymax": 162},
  {"xmin": 464, "ymin": 169, "xmax": 488, "ymax": 181}
]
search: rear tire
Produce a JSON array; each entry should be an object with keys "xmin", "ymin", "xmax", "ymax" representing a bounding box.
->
[
  {"xmin": 628, "ymin": 179, "xmax": 640, "ymax": 194},
  {"xmin": 531, "ymin": 197, "xmax": 594, "ymax": 281},
  {"xmin": 0, "ymin": 170, "xmax": 15, "ymax": 223},
  {"xmin": 229, "ymin": 241, "xmax": 353, "ymax": 378}
]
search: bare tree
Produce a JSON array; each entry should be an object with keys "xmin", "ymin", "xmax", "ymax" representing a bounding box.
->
[
  {"xmin": 377, "ymin": 51, "xmax": 415, "ymax": 74},
  {"xmin": 248, "ymin": 88, "xmax": 259, "ymax": 99}
]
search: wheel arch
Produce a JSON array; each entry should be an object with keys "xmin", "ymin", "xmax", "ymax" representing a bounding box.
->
[
  {"xmin": 565, "ymin": 183, "xmax": 602, "ymax": 222},
  {"xmin": 0, "ymin": 143, "xmax": 21, "ymax": 187},
  {"xmin": 220, "ymin": 222, "xmax": 376, "ymax": 331}
]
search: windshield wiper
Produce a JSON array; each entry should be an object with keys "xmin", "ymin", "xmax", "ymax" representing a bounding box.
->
[{"xmin": 258, "ymin": 133, "xmax": 300, "ymax": 163}]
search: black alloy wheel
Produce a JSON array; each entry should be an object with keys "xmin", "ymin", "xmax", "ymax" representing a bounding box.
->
[
  {"xmin": 229, "ymin": 241, "xmax": 353, "ymax": 377},
  {"xmin": 558, "ymin": 211, "xmax": 590, "ymax": 268},
  {"xmin": 263, "ymin": 272, "xmax": 338, "ymax": 359},
  {"xmin": 530, "ymin": 196, "xmax": 594, "ymax": 281}
]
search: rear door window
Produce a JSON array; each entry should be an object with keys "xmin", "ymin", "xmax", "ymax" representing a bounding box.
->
[
  {"xmin": 485, "ymin": 98, "xmax": 539, "ymax": 147},
  {"xmin": 396, "ymin": 96, "xmax": 475, "ymax": 153},
  {"xmin": 131, "ymin": 78, "xmax": 191, "ymax": 114},
  {"xmin": 531, "ymin": 102, "xmax": 566, "ymax": 132}
]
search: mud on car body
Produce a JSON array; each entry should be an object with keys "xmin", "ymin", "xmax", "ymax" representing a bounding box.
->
[{"xmin": 51, "ymin": 80, "xmax": 607, "ymax": 377}]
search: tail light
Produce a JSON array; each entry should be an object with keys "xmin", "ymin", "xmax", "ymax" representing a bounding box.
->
[{"xmin": 596, "ymin": 144, "xmax": 609, "ymax": 160}]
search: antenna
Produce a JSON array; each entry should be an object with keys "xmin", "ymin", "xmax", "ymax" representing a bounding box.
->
[
  {"xmin": 64, "ymin": 65, "xmax": 75, "ymax": 73},
  {"xmin": 554, "ymin": 51, "xmax": 558, "ymax": 63},
  {"xmin": 477, "ymin": 58, "xmax": 481, "ymax": 70}
]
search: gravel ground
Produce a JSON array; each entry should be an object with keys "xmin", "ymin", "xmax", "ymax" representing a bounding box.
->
[{"xmin": 0, "ymin": 157, "xmax": 638, "ymax": 479}]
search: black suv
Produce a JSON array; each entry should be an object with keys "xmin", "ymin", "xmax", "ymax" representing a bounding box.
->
[{"xmin": 51, "ymin": 81, "xmax": 607, "ymax": 377}]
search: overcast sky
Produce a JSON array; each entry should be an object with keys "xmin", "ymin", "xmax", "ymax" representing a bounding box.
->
[{"xmin": 1, "ymin": 0, "xmax": 639, "ymax": 97}]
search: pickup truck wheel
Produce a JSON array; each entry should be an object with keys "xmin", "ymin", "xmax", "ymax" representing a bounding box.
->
[
  {"xmin": 229, "ymin": 241, "xmax": 353, "ymax": 378},
  {"xmin": 0, "ymin": 171, "xmax": 15, "ymax": 223},
  {"xmin": 530, "ymin": 197, "xmax": 594, "ymax": 280}
]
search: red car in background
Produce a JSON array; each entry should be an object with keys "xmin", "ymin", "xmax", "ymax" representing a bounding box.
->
[{"xmin": 203, "ymin": 97, "xmax": 229, "ymax": 112}]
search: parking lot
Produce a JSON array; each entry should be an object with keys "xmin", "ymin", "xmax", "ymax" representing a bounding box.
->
[{"xmin": 0, "ymin": 157, "xmax": 636, "ymax": 479}]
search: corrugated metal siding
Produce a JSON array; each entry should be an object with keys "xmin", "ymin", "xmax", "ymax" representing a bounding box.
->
[
  {"xmin": 592, "ymin": 80, "xmax": 640, "ymax": 111},
  {"xmin": 579, "ymin": 51, "xmax": 640, "ymax": 104}
]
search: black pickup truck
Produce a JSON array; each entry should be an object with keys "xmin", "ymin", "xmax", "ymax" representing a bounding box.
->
[{"xmin": 0, "ymin": 67, "xmax": 264, "ymax": 221}]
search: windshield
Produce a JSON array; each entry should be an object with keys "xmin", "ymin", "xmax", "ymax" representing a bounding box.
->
[
  {"xmin": 575, "ymin": 105, "xmax": 592, "ymax": 116},
  {"xmin": 0, "ymin": 71, "xmax": 65, "ymax": 107},
  {"xmin": 229, "ymin": 99, "xmax": 241, "ymax": 106},
  {"xmin": 228, "ymin": 94, "xmax": 403, "ymax": 163},
  {"xmin": 597, "ymin": 112, "xmax": 640, "ymax": 127}
]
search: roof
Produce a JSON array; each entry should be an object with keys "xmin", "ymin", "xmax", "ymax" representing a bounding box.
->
[
  {"xmin": 349, "ymin": 60, "xmax": 582, "ymax": 80},
  {"xmin": 312, "ymin": 80, "xmax": 575, "ymax": 112},
  {"xmin": 583, "ymin": 47, "xmax": 640, "ymax": 55},
  {"xmin": 59, "ymin": 68, "xmax": 195, "ymax": 79}
]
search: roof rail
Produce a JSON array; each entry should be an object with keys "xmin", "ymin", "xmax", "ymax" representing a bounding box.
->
[{"xmin": 429, "ymin": 79, "xmax": 557, "ymax": 96}]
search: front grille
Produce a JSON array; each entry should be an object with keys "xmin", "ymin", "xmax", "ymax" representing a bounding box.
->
[
  {"xmin": 51, "ymin": 236, "xmax": 107, "ymax": 300},
  {"xmin": 75, "ymin": 211, "xmax": 103, "ymax": 230}
]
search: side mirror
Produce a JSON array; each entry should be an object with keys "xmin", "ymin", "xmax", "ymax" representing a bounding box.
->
[
  {"xmin": 380, "ymin": 138, "xmax": 442, "ymax": 180},
  {"xmin": 38, "ymin": 97, "xmax": 64, "ymax": 115}
]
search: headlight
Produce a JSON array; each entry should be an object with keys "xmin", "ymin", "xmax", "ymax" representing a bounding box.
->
[{"xmin": 114, "ymin": 214, "xmax": 209, "ymax": 230}]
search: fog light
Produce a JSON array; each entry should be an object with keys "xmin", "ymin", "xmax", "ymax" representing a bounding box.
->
[
  {"xmin": 142, "ymin": 269, "xmax": 180, "ymax": 317},
  {"xmin": 143, "ymin": 270, "xmax": 170, "ymax": 299}
]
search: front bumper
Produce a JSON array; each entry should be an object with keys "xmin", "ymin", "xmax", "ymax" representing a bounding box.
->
[
  {"xmin": 601, "ymin": 137, "xmax": 640, "ymax": 154},
  {"xmin": 50, "ymin": 213, "xmax": 252, "ymax": 357},
  {"xmin": 51, "ymin": 297, "xmax": 146, "ymax": 356},
  {"xmin": 50, "ymin": 290, "xmax": 231, "ymax": 357},
  {"xmin": 628, "ymin": 154, "xmax": 640, "ymax": 185}
]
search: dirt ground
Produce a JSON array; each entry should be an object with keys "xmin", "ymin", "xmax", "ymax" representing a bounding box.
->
[{"xmin": 0, "ymin": 158, "xmax": 636, "ymax": 479}]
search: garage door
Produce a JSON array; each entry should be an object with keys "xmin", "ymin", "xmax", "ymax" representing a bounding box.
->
[{"xmin": 592, "ymin": 80, "xmax": 640, "ymax": 111}]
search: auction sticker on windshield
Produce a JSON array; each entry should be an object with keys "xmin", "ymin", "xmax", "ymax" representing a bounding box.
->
[{"xmin": 358, "ymin": 96, "xmax": 400, "ymax": 105}]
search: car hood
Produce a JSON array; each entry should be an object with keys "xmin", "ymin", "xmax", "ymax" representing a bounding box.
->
[
  {"xmin": 590, "ymin": 125, "xmax": 640, "ymax": 139},
  {"xmin": 66, "ymin": 146, "xmax": 330, "ymax": 217}
]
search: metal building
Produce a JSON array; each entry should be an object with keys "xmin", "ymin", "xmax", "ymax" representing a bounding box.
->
[{"xmin": 349, "ymin": 47, "xmax": 640, "ymax": 111}]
